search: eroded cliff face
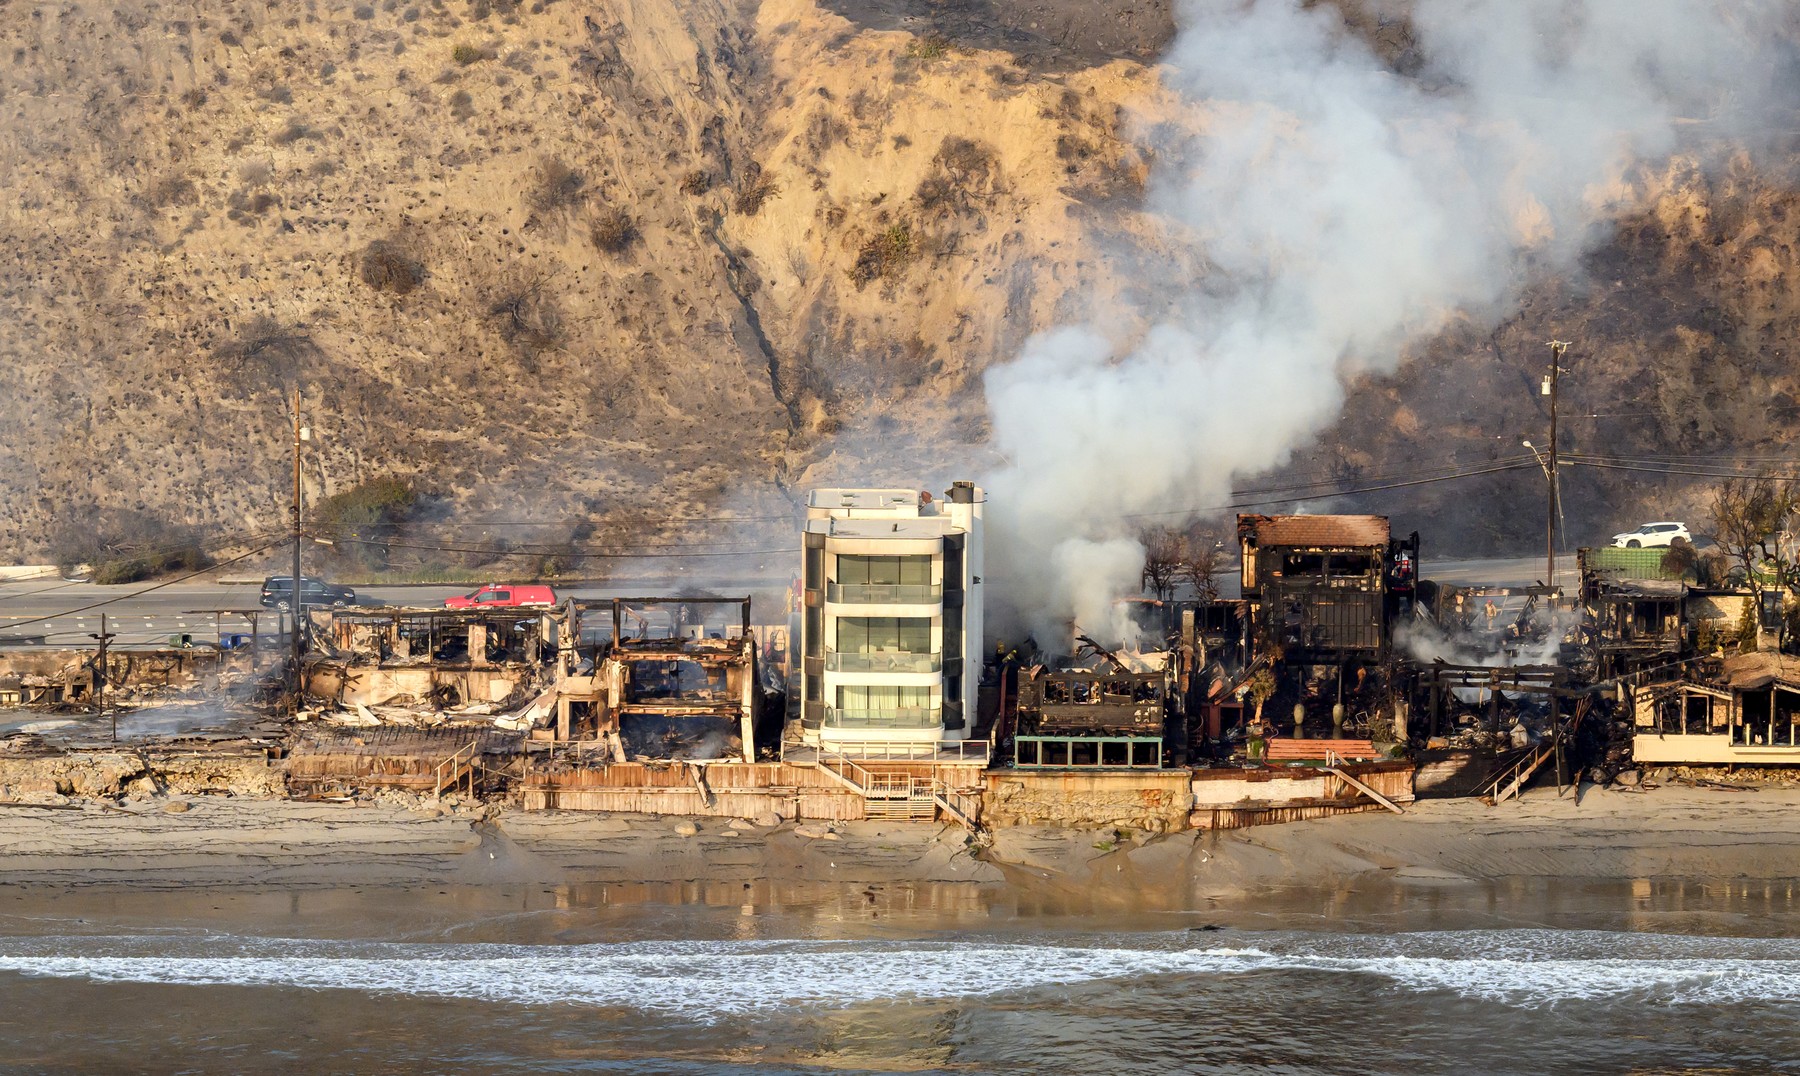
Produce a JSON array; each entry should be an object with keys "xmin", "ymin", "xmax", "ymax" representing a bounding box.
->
[
  {"xmin": 0, "ymin": 0, "xmax": 1793, "ymax": 559},
  {"xmin": 0, "ymin": 0, "xmax": 1180, "ymax": 555}
]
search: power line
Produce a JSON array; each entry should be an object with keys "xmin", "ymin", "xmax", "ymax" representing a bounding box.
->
[
  {"xmin": 1565, "ymin": 451, "xmax": 1800, "ymax": 465},
  {"xmin": 328, "ymin": 536, "xmax": 799, "ymax": 559},
  {"xmin": 0, "ymin": 530, "xmax": 285, "ymax": 606},
  {"xmin": 0, "ymin": 542, "xmax": 284, "ymax": 630},
  {"xmin": 1231, "ymin": 454, "xmax": 1538, "ymax": 497},
  {"xmin": 1125, "ymin": 459, "xmax": 1538, "ymax": 520},
  {"xmin": 1228, "ymin": 460, "xmax": 1538, "ymax": 508},
  {"xmin": 307, "ymin": 515, "xmax": 797, "ymax": 529},
  {"xmin": 1213, "ymin": 444, "xmax": 1541, "ymax": 487},
  {"xmin": 0, "ymin": 578, "xmax": 99, "ymax": 603},
  {"xmin": 400, "ymin": 515, "xmax": 795, "ymax": 526},
  {"xmin": 308, "ymin": 527, "xmax": 785, "ymax": 554},
  {"xmin": 1563, "ymin": 458, "xmax": 1800, "ymax": 482}
]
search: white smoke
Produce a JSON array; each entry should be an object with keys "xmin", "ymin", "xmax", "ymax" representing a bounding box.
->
[{"xmin": 982, "ymin": 0, "xmax": 1793, "ymax": 646}]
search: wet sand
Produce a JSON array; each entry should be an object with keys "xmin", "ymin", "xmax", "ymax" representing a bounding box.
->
[
  {"xmin": 5, "ymin": 786, "xmax": 1800, "ymax": 1073},
  {"xmin": 1, "ymin": 783, "xmax": 1797, "ymax": 920}
]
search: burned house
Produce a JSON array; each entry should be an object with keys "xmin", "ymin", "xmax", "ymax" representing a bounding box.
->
[
  {"xmin": 1577, "ymin": 547, "xmax": 1691, "ymax": 679},
  {"xmin": 1633, "ymin": 652, "xmax": 1800, "ymax": 766},
  {"xmin": 1237, "ymin": 515, "xmax": 1417, "ymax": 734},
  {"xmin": 553, "ymin": 598, "xmax": 765, "ymax": 763},
  {"xmin": 1238, "ymin": 514, "xmax": 1415, "ymax": 661},
  {"xmin": 0, "ymin": 646, "xmax": 249, "ymax": 707},
  {"xmin": 303, "ymin": 606, "xmax": 569, "ymax": 709},
  {"xmin": 1012, "ymin": 661, "xmax": 1171, "ymax": 769}
]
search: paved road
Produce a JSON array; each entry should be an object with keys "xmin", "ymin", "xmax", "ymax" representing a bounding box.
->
[
  {"xmin": 0, "ymin": 572, "xmax": 795, "ymax": 649},
  {"xmin": 1426, "ymin": 555, "xmax": 1577, "ymax": 590},
  {"xmin": 0, "ymin": 553, "xmax": 1566, "ymax": 650}
]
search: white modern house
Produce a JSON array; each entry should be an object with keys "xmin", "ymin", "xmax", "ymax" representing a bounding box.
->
[{"xmin": 797, "ymin": 482, "xmax": 984, "ymax": 753}]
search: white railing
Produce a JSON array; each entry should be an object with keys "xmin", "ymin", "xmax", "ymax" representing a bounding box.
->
[
  {"xmin": 818, "ymin": 751, "xmax": 877, "ymax": 794},
  {"xmin": 824, "ymin": 706, "xmax": 943, "ymax": 728},
  {"xmin": 825, "ymin": 650, "xmax": 942, "ymax": 674},
  {"xmin": 781, "ymin": 731, "xmax": 991, "ymax": 765},
  {"xmin": 826, "ymin": 583, "xmax": 942, "ymax": 604},
  {"xmin": 829, "ymin": 738, "xmax": 989, "ymax": 763}
]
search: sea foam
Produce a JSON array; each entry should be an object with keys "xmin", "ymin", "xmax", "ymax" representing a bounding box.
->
[{"xmin": 2, "ymin": 929, "xmax": 1796, "ymax": 1014}]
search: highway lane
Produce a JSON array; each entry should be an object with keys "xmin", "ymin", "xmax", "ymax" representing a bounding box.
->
[
  {"xmin": 0, "ymin": 554, "xmax": 1563, "ymax": 649},
  {"xmin": 0, "ymin": 572, "xmax": 797, "ymax": 649},
  {"xmin": 1425, "ymin": 556, "xmax": 1576, "ymax": 589}
]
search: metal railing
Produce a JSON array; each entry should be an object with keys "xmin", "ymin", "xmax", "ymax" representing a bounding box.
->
[
  {"xmin": 826, "ymin": 583, "xmax": 942, "ymax": 605},
  {"xmin": 780, "ymin": 733, "xmax": 990, "ymax": 764},
  {"xmin": 931, "ymin": 777, "xmax": 982, "ymax": 830},
  {"xmin": 817, "ymin": 751, "xmax": 878, "ymax": 795},
  {"xmin": 433, "ymin": 740, "xmax": 479, "ymax": 797},
  {"xmin": 814, "ymin": 749, "xmax": 983, "ymax": 829},
  {"xmin": 825, "ymin": 649, "xmax": 942, "ymax": 673},
  {"xmin": 828, "ymin": 738, "xmax": 989, "ymax": 762},
  {"xmin": 824, "ymin": 706, "xmax": 942, "ymax": 728}
]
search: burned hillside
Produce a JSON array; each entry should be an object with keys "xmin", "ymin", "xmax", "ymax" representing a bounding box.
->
[{"xmin": 0, "ymin": 0, "xmax": 1796, "ymax": 558}]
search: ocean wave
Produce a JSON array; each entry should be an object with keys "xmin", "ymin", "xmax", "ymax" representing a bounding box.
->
[{"xmin": 2, "ymin": 930, "xmax": 1798, "ymax": 1013}]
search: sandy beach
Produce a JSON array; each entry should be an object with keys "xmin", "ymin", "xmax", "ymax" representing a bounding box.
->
[
  {"xmin": 3, "ymin": 783, "xmax": 1796, "ymax": 900},
  {"xmin": 6, "ymin": 786, "xmax": 1800, "ymax": 1074}
]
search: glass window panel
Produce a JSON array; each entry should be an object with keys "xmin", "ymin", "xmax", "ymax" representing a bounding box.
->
[
  {"xmin": 837, "ymin": 685, "xmax": 933, "ymax": 710},
  {"xmin": 836, "ymin": 555, "xmax": 934, "ymax": 588},
  {"xmin": 899, "ymin": 619, "xmax": 931, "ymax": 652},
  {"xmin": 838, "ymin": 618, "xmax": 867, "ymax": 652},
  {"xmin": 837, "ymin": 618, "xmax": 934, "ymax": 653},
  {"xmin": 870, "ymin": 619, "xmax": 899, "ymax": 650}
]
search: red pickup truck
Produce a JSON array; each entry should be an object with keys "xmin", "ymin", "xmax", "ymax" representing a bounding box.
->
[{"xmin": 444, "ymin": 584, "xmax": 558, "ymax": 609}]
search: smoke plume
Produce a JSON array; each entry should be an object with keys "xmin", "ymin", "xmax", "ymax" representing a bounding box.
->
[{"xmin": 982, "ymin": 0, "xmax": 1794, "ymax": 646}]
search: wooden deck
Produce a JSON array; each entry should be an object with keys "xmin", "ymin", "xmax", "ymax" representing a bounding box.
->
[{"xmin": 286, "ymin": 727, "xmax": 521, "ymax": 796}]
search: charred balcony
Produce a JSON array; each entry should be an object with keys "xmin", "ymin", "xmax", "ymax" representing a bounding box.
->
[{"xmin": 1016, "ymin": 669, "xmax": 1169, "ymax": 738}]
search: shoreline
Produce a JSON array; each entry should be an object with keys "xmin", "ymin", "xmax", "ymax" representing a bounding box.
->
[{"xmin": 4, "ymin": 784, "xmax": 1799, "ymax": 909}]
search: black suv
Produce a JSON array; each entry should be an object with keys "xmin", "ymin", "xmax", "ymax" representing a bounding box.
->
[{"xmin": 259, "ymin": 575, "xmax": 357, "ymax": 611}]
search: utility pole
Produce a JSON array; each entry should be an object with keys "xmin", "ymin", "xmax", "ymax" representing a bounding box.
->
[
  {"xmin": 1545, "ymin": 340, "xmax": 1569, "ymax": 601},
  {"xmin": 90, "ymin": 613, "xmax": 116, "ymax": 742},
  {"xmin": 291, "ymin": 386, "xmax": 307, "ymax": 699}
]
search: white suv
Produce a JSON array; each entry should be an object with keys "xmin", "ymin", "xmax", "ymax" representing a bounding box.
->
[{"xmin": 1611, "ymin": 522, "xmax": 1691, "ymax": 548}]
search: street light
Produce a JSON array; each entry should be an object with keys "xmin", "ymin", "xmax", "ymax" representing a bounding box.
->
[
  {"xmin": 1521, "ymin": 439, "xmax": 1551, "ymax": 480},
  {"xmin": 290, "ymin": 390, "xmax": 311, "ymax": 700}
]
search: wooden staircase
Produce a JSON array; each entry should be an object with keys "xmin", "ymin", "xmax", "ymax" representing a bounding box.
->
[
  {"xmin": 814, "ymin": 751, "xmax": 980, "ymax": 829},
  {"xmin": 1477, "ymin": 741, "xmax": 1556, "ymax": 804},
  {"xmin": 1478, "ymin": 698, "xmax": 1591, "ymax": 805},
  {"xmin": 432, "ymin": 740, "xmax": 479, "ymax": 798}
]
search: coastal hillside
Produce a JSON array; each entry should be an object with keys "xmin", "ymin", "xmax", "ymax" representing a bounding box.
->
[{"xmin": 0, "ymin": 0, "xmax": 1794, "ymax": 561}]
